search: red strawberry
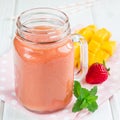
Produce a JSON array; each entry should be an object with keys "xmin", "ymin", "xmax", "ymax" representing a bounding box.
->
[{"xmin": 86, "ymin": 61, "xmax": 110, "ymax": 84}]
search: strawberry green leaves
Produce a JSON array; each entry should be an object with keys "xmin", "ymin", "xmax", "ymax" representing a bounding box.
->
[{"xmin": 72, "ymin": 81, "xmax": 98, "ymax": 113}]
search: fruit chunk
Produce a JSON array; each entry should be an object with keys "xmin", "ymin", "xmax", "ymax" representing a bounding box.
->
[
  {"xmin": 76, "ymin": 25, "xmax": 97, "ymax": 42},
  {"xmin": 92, "ymin": 28, "xmax": 111, "ymax": 43},
  {"xmin": 88, "ymin": 52, "xmax": 95, "ymax": 59},
  {"xmin": 74, "ymin": 24, "xmax": 116, "ymax": 68},
  {"xmin": 101, "ymin": 41, "xmax": 116, "ymax": 56},
  {"xmin": 89, "ymin": 57, "xmax": 95, "ymax": 67},
  {"xmin": 95, "ymin": 50, "xmax": 110, "ymax": 61},
  {"xmin": 74, "ymin": 42, "xmax": 80, "ymax": 68},
  {"xmin": 88, "ymin": 52, "xmax": 95, "ymax": 66},
  {"xmin": 88, "ymin": 40, "xmax": 100, "ymax": 53},
  {"xmin": 86, "ymin": 62, "xmax": 110, "ymax": 84}
]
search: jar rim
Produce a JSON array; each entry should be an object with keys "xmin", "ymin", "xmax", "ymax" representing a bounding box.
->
[
  {"xmin": 17, "ymin": 7, "xmax": 69, "ymax": 29},
  {"xmin": 16, "ymin": 7, "xmax": 70, "ymax": 44}
]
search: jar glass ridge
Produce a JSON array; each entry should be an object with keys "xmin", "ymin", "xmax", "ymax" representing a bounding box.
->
[{"xmin": 16, "ymin": 8, "xmax": 71, "ymax": 44}]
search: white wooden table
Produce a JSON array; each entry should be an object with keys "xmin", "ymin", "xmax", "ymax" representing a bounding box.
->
[{"xmin": 0, "ymin": 0, "xmax": 120, "ymax": 120}]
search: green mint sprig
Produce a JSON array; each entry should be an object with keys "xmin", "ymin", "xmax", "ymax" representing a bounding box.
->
[{"xmin": 72, "ymin": 81, "xmax": 98, "ymax": 112}]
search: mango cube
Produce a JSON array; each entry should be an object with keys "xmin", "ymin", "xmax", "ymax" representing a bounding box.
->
[
  {"xmin": 76, "ymin": 25, "xmax": 97, "ymax": 42},
  {"xmin": 74, "ymin": 59, "xmax": 79, "ymax": 68},
  {"xmin": 101, "ymin": 41, "xmax": 116, "ymax": 56},
  {"xmin": 88, "ymin": 40, "xmax": 100, "ymax": 53},
  {"xmin": 74, "ymin": 42, "xmax": 80, "ymax": 58},
  {"xmin": 88, "ymin": 52, "xmax": 95, "ymax": 67},
  {"xmin": 88, "ymin": 51, "xmax": 95, "ymax": 60},
  {"xmin": 74, "ymin": 24, "xmax": 116, "ymax": 69},
  {"xmin": 92, "ymin": 28, "xmax": 111, "ymax": 43},
  {"xmin": 74, "ymin": 42, "xmax": 80, "ymax": 68},
  {"xmin": 95, "ymin": 50, "xmax": 110, "ymax": 61},
  {"xmin": 86, "ymin": 25, "xmax": 97, "ymax": 29},
  {"xmin": 89, "ymin": 57, "xmax": 95, "ymax": 67},
  {"xmin": 94, "ymin": 57, "xmax": 103, "ymax": 64}
]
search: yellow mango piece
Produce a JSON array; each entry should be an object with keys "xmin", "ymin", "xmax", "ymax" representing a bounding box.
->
[
  {"xmin": 76, "ymin": 25, "xmax": 97, "ymax": 42},
  {"xmin": 76, "ymin": 25, "xmax": 96, "ymax": 34},
  {"xmin": 88, "ymin": 40, "xmax": 101, "ymax": 53},
  {"xmin": 92, "ymin": 28, "xmax": 111, "ymax": 43},
  {"xmin": 94, "ymin": 57, "xmax": 103, "ymax": 64},
  {"xmin": 88, "ymin": 52, "xmax": 95, "ymax": 67},
  {"xmin": 88, "ymin": 51, "xmax": 95, "ymax": 60},
  {"xmin": 74, "ymin": 42, "xmax": 80, "ymax": 68},
  {"xmin": 74, "ymin": 59, "xmax": 79, "ymax": 67},
  {"xmin": 74, "ymin": 42, "xmax": 80, "ymax": 58},
  {"xmin": 80, "ymin": 30, "xmax": 95, "ymax": 42},
  {"xmin": 76, "ymin": 28, "xmax": 86, "ymax": 34},
  {"xmin": 77, "ymin": 60, "xmax": 80, "ymax": 69},
  {"xmin": 74, "ymin": 56, "xmax": 80, "ymax": 69},
  {"xmin": 86, "ymin": 25, "xmax": 97, "ymax": 29},
  {"xmin": 101, "ymin": 41, "xmax": 116, "ymax": 56},
  {"xmin": 95, "ymin": 50, "xmax": 110, "ymax": 61},
  {"xmin": 74, "ymin": 25, "xmax": 116, "ymax": 69},
  {"xmin": 89, "ymin": 57, "xmax": 95, "ymax": 67}
]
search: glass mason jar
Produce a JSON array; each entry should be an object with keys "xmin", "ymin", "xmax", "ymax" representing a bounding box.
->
[{"xmin": 13, "ymin": 8, "xmax": 88, "ymax": 113}]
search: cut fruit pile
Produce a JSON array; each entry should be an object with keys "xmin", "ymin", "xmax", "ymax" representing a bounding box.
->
[{"xmin": 74, "ymin": 25, "xmax": 116, "ymax": 68}]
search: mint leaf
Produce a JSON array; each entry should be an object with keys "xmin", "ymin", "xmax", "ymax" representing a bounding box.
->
[
  {"xmin": 80, "ymin": 88, "xmax": 90, "ymax": 99},
  {"xmin": 90, "ymin": 86, "xmax": 97, "ymax": 95},
  {"xmin": 87, "ymin": 101, "xmax": 98, "ymax": 112},
  {"xmin": 72, "ymin": 98, "xmax": 83, "ymax": 112},
  {"xmin": 74, "ymin": 81, "xmax": 81, "ymax": 98},
  {"xmin": 79, "ymin": 99, "xmax": 88, "ymax": 109},
  {"xmin": 86, "ymin": 95, "xmax": 98, "ymax": 104},
  {"xmin": 72, "ymin": 81, "xmax": 98, "ymax": 113}
]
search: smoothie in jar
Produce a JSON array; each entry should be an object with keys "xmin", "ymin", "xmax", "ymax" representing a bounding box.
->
[{"xmin": 14, "ymin": 8, "xmax": 74, "ymax": 113}]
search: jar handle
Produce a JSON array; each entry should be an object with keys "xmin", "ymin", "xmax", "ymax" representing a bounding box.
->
[{"xmin": 72, "ymin": 34, "xmax": 88, "ymax": 81}]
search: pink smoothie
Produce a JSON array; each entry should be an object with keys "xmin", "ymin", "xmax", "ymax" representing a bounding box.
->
[{"xmin": 14, "ymin": 26, "xmax": 74, "ymax": 112}]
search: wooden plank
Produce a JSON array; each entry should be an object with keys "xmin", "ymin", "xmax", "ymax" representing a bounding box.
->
[
  {"xmin": 3, "ymin": 104, "xmax": 36, "ymax": 120},
  {"xmin": 0, "ymin": 20, "xmax": 12, "ymax": 56},
  {"xmin": 109, "ymin": 91, "xmax": 120, "ymax": 120},
  {"xmin": 0, "ymin": 0, "xmax": 16, "ymax": 56},
  {"xmin": 0, "ymin": 0, "xmax": 16, "ymax": 19},
  {"xmin": 83, "ymin": 101, "xmax": 113, "ymax": 120},
  {"xmin": 0, "ymin": 100, "xmax": 4, "ymax": 120},
  {"xmin": 91, "ymin": 0, "xmax": 120, "ymax": 41}
]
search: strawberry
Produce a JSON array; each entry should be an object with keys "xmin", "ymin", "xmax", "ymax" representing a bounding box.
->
[{"xmin": 86, "ymin": 61, "xmax": 110, "ymax": 84}]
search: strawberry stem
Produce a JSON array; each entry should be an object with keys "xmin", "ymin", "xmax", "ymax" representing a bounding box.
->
[
  {"xmin": 103, "ymin": 60, "xmax": 110, "ymax": 72},
  {"xmin": 103, "ymin": 60, "xmax": 106, "ymax": 67},
  {"xmin": 107, "ymin": 68, "xmax": 110, "ymax": 72}
]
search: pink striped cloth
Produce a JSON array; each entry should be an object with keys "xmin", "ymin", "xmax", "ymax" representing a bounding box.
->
[{"xmin": 0, "ymin": 43, "xmax": 120, "ymax": 120}]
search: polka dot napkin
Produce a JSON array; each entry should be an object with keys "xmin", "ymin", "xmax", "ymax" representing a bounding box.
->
[{"xmin": 0, "ymin": 43, "xmax": 120, "ymax": 120}]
